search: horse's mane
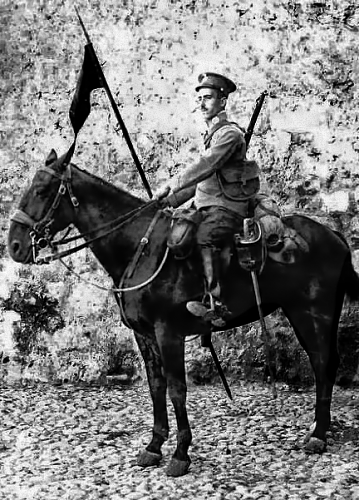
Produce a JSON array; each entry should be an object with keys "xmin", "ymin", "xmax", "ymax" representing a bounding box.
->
[{"xmin": 70, "ymin": 161, "xmax": 145, "ymax": 207}]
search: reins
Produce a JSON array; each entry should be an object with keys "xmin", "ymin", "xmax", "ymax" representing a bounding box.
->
[
  {"xmin": 38, "ymin": 197, "xmax": 170, "ymax": 293},
  {"xmin": 39, "ymin": 200, "xmax": 160, "ymax": 264},
  {"xmin": 53, "ymin": 199, "xmax": 159, "ymax": 248},
  {"xmin": 58, "ymin": 247, "xmax": 170, "ymax": 293},
  {"xmin": 56, "ymin": 195, "xmax": 169, "ymax": 294}
]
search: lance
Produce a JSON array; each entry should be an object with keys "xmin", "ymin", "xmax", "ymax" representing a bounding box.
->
[{"xmin": 74, "ymin": 7, "xmax": 153, "ymax": 199}]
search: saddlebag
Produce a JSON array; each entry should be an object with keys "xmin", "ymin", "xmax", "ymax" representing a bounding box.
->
[{"xmin": 167, "ymin": 208, "xmax": 202, "ymax": 259}]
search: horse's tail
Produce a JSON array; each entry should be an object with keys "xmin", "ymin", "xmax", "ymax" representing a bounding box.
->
[{"xmin": 343, "ymin": 253, "xmax": 359, "ymax": 301}]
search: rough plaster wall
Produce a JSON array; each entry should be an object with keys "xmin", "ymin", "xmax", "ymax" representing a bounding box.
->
[{"xmin": 1, "ymin": 0, "xmax": 358, "ymax": 378}]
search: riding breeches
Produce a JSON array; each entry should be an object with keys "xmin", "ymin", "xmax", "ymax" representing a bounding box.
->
[{"xmin": 196, "ymin": 206, "xmax": 245, "ymax": 248}]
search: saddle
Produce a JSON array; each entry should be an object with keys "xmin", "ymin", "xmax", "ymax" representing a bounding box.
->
[{"xmin": 166, "ymin": 200, "xmax": 309, "ymax": 270}]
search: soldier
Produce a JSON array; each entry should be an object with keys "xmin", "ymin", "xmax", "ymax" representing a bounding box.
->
[{"xmin": 158, "ymin": 72, "xmax": 260, "ymax": 326}]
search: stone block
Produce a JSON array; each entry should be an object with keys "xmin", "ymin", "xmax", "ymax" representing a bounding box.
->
[
  {"xmin": 352, "ymin": 250, "xmax": 359, "ymax": 273},
  {"xmin": 350, "ymin": 215, "xmax": 359, "ymax": 246},
  {"xmin": 0, "ymin": 310, "xmax": 20, "ymax": 355},
  {"xmin": 320, "ymin": 190, "xmax": 350, "ymax": 213}
]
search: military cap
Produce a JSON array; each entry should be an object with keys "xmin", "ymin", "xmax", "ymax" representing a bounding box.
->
[{"xmin": 195, "ymin": 72, "xmax": 237, "ymax": 96}]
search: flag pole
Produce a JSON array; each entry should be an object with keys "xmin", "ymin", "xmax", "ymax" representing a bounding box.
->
[{"xmin": 74, "ymin": 7, "xmax": 153, "ymax": 199}]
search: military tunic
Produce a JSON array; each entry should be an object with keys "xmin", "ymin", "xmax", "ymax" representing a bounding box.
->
[{"xmin": 167, "ymin": 111, "xmax": 260, "ymax": 248}]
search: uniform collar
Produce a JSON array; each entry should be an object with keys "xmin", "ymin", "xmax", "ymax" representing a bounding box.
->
[
  {"xmin": 206, "ymin": 110, "xmax": 228, "ymax": 131},
  {"xmin": 211, "ymin": 110, "xmax": 227, "ymax": 125}
]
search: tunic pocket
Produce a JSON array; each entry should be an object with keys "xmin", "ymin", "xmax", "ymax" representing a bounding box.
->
[{"xmin": 217, "ymin": 170, "xmax": 260, "ymax": 201}]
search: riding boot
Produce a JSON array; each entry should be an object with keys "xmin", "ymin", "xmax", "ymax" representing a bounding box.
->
[{"xmin": 186, "ymin": 247, "xmax": 230, "ymax": 327}]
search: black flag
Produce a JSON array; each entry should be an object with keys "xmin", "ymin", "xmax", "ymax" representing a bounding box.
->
[
  {"xmin": 69, "ymin": 44, "xmax": 104, "ymax": 135},
  {"xmin": 70, "ymin": 7, "xmax": 153, "ymax": 197}
]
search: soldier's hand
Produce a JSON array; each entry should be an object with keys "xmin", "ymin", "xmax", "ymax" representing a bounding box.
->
[{"xmin": 154, "ymin": 186, "xmax": 171, "ymax": 201}]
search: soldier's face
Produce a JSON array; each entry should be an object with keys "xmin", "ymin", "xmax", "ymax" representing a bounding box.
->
[{"xmin": 196, "ymin": 88, "xmax": 226, "ymax": 123}]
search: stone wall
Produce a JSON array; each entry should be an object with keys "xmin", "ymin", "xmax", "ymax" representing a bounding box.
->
[{"xmin": 1, "ymin": 0, "xmax": 358, "ymax": 383}]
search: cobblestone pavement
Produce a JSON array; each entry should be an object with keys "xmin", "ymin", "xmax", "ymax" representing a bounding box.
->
[{"xmin": 1, "ymin": 381, "xmax": 359, "ymax": 499}]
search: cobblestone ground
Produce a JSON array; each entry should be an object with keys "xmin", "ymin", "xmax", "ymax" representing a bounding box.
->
[{"xmin": 1, "ymin": 381, "xmax": 359, "ymax": 500}]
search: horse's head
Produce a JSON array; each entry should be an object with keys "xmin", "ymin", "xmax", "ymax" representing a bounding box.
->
[{"xmin": 8, "ymin": 149, "xmax": 79, "ymax": 264}]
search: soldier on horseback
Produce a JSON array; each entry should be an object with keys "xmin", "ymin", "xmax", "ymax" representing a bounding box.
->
[{"xmin": 157, "ymin": 72, "xmax": 261, "ymax": 326}]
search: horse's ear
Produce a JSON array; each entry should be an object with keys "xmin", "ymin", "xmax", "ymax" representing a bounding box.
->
[{"xmin": 45, "ymin": 149, "xmax": 58, "ymax": 166}]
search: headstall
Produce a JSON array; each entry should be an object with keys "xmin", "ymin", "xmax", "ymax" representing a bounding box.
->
[{"xmin": 11, "ymin": 165, "xmax": 79, "ymax": 263}]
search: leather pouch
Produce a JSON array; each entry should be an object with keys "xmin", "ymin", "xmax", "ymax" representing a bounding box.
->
[{"xmin": 167, "ymin": 208, "xmax": 202, "ymax": 259}]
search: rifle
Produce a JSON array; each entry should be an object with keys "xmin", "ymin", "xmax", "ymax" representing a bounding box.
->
[{"xmin": 244, "ymin": 90, "xmax": 268, "ymax": 148}]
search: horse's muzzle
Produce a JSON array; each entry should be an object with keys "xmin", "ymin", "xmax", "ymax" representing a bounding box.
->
[{"xmin": 8, "ymin": 237, "xmax": 33, "ymax": 264}]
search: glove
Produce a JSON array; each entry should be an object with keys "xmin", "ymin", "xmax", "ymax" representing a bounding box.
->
[{"xmin": 164, "ymin": 193, "xmax": 180, "ymax": 208}]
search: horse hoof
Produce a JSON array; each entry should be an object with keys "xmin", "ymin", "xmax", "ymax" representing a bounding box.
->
[
  {"xmin": 137, "ymin": 450, "xmax": 162, "ymax": 467},
  {"xmin": 166, "ymin": 457, "xmax": 191, "ymax": 477},
  {"xmin": 304, "ymin": 437, "xmax": 326, "ymax": 454}
]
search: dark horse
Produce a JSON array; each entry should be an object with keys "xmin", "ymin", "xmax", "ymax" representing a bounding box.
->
[{"xmin": 8, "ymin": 149, "xmax": 359, "ymax": 476}]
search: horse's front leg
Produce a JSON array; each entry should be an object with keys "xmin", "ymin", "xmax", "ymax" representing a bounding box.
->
[
  {"xmin": 155, "ymin": 320, "xmax": 192, "ymax": 477},
  {"xmin": 134, "ymin": 332, "xmax": 169, "ymax": 467}
]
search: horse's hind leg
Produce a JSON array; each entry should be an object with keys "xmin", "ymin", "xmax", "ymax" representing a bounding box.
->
[
  {"xmin": 134, "ymin": 332, "xmax": 169, "ymax": 467},
  {"xmin": 155, "ymin": 320, "xmax": 192, "ymax": 477},
  {"xmin": 283, "ymin": 290, "xmax": 342, "ymax": 453}
]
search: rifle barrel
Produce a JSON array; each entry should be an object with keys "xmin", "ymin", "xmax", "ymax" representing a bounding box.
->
[{"xmin": 245, "ymin": 90, "xmax": 268, "ymax": 148}]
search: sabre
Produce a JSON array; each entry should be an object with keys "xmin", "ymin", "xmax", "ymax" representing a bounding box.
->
[
  {"xmin": 209, "ymin": 341, "xmax": 233, "ymax": 400},
  {"xmin": 250, "ymin": 269, "xmax": 277, "ymax": 398},
  {"xmin": 243, "ymin": 90, "xmax": 277, "ymax": 397},
  {"xmin": 201, "ymin": 333, "xmax": 233, "ymax": 400}
]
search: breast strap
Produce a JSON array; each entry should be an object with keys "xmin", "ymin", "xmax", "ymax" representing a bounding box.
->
[{"xmin": 116, "ymin": 209, "xmax": 164, "ymax": 330}]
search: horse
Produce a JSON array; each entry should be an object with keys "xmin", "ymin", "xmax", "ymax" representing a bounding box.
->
[{"xmin": 8, "ymin": 149, "xmax": 359, "ymax": 477}]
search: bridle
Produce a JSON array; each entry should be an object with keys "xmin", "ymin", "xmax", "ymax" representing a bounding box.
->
[
  {"xmin": 11, "ymin": 164, "xmax": 80, "ymax": 263},
  {"xmin": 11, "ymin": 163, "xmax": 157, "ymax": 265}
]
